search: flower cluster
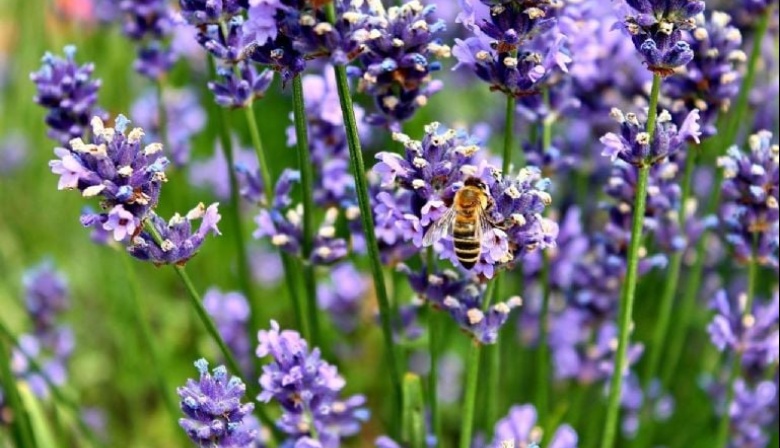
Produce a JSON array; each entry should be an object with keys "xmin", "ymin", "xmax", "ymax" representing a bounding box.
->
[
  {"xmin": 12, "ymin": 262, "xmax": 74, "ymax": 398},
  {"xmin": 117, "ymin": 0, "xmax": 178, "ymax": 79},
  {"xmin": 621, "ymin": 0, "xmax": 704, "ymax": 75},
  {"xmin": 374, "ymin": 122, "xmax": 556, "ymax": 277},
  {"xmin": 177, "ymin": 358, "xmax": 259, "ymax": 447},
  {"xmin": 454, "ymin": 0, "xmax": 570, "ymax": 98},
  {"xmin": 718, "ymin": 130, "xmax": 779, "ymax": 267},
  {"xmin": 401, "ymin": 265, "xmax": 522, "ymax": 344},
  {"xmin": 127, "ymin": 202, "xmax": 222, "ymax": 265},
  {"xmin": 30, "ymin": 46, "xmax": 106, "ymax": 146},
  {"xmin": 490, "ymin": 404, "xmax": 578, "ymax": 448},
  {"xmin": 600, "ymin": 108, "xmax": 701, "ymax": 167},
  {"xmin": 708, "ymin": 289, "xmax": 779, "ymax": 377},
  {"xmin": 727, "ymin": 379, "xmax": 778, "ymax": 448},
  {"xmin": 349, "ymin": 0, "xmax": 450, "ymax": 126},
  {"xmin": 49, "ymin": 115, "xmax": 169, "ymax": 241},
  {"xmin": 257, "ymin": 321, "xmax": 369, "ymax": 445},
  {"xmin": 204, "ymin": 288, "xmax": 254, "ymax": 374},
  {"xmin": 130, "ymin": 87, "xmax": 207, "ymax": 167},
  {"xmin": 254, "ymin": 169, "xmax": 348, "ymax": 265},
  {"xmin": 663, "ymin": 12, "xmax": 745, "ymax": 139}
]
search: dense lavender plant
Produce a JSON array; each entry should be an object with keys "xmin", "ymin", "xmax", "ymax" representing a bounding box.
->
[
  {"xmin": 30, "ymin": 46, "xmax": 106, "ymax": 146},
  {"xmin": 256, "ymin": 321, "xmax": 369, "ymax": 445},
  {"xmin": 177, "ymin": 358, "xmax": 260, "ymax": 447},
  {"xmin": 117, "ymin": 0, "xmax": 178, "ymax": 78},
  {"xmin": 717, "ymin": 130, "xmax": 779, "ymax": 267}
]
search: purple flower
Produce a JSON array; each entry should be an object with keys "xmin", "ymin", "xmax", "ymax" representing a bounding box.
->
[
  {"xmin": 103, "ymin": 205, "xmax": 139, "ymax": 242},
  {"xmin": 400, "ymin": 265, "xmax": 522, "ymax": 344},
  {"xmin": 253, "ymin": 169, "xmax": 349, "ymax": 265},
  {"xmin": 179, "ymin": 0, "xmax": 246, "ymax": 26},
  {"xmin": 23, "ymin": 261, "xmax": 69, "ymax": 338},
  {"xmin": 708, "ymin": 289, "xmax": 779, "ymax": 374},
  {"xmin": 204, "ymin": 288, "xmax": 254, "ymax": 374},
  {"xmin": 30, "ymin": 45, "xmax": 107, "ymax": 146},
  {"xmin": 177, "ymin": 358, "xmax": 259, "ymax": 447},
  {"xmin": 189, "ymin": 138, "xmax": 260, "ymax": 201},
  {"xmin": 117, "ymin": 0, "xmax": 178, "ymax": 79},
  {"xmin": 209, "ymin": 61, "xmax": 275, "ymax": 108},
  {"xmin": 453, "ymin": 0, "xmax": 569, "ymax": 99},
  {"xmin": 663, "ymin": 12, "xmax": 744, "ymax": 140},
  {"xmin": 621, "ymin": 0, "xmax": 704, "ymax": 74},
  {"xmin": 727, "ymin": 379, "xmax": 778, "ymax": 448},
  {"xmin": 717, "ymin": 130, "xmax": 779, "ymax": 267},
  {"xmin": 348, "ymin": 0, "xmax": 450, "ymax": 125},
  {"xmin": 0, "ymin": 132, "xmax": 27, "ymax": 174},
  {"xmin": 48, "ymin": 115, "xmax": 170, "ymax": 229},
  {"xmin": 130, "ymin": 87, "xmax": 207, "ymax": 167},
  {"xmin": 600, "ymin": 108, "xmax": 701, "ymax": 166},
  {"xmin": 317, "ymin": 263, "xmax": 369, "ymax": 334},
  {"xmin": 490, "ymin": 404, "xmax": 578, "ymax": 448},
  {"xmin": 128, "ymin": 202, "xmax": 222, "ymax": 265},
  {"xmin": 256, "ymin": 321, "xmax": 370, "ymax": 445}
]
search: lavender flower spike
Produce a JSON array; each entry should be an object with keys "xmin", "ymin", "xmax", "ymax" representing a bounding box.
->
[
  {"xmin": 49, "ymin": 115, "xmax": 170, "ymax": 239},
  {"xmin": 128, "ymin": 202, "xmax": 222, "ymax": 265},
  {"xmin": 257, "ymin": 321, "xmax": 369, "ymax": 445},
  {"xmin": 717, "ymin": 130, "xmax": 779, "ymax": 267},
  {"xmin": 177, "ymin": 358, "xmax": 258, "ymax": 447},
  {"xmin": 491, "ymin": 404, "xmax": 578, "ymax": 448},
  {"xmin": 30, "ymin": 45, "xmax": 106, "ymax": 146}
]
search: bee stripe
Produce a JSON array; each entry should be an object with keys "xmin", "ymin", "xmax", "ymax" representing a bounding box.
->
[
  {"xmin": 453, "ymin": 240, "xmax": 480, "ymax": 251},
  {"xmin": 453, "ymin": 228, "xmax": 475, "ymax": 237}
]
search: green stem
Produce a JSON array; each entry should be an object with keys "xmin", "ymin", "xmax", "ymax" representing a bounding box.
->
[
  {"xmin": 292, "ymin": 75, "xmax": 321, "ymax": 344},
  {"xmin": 714, "ymin": 240, "xmax": 759, "ymax": 448},
  {"xmin": 0, "ymin": 319, "xmax": 102, "ymax": 447},
  {"xmin": 482, "ymin": 276, "xmax": 502, "ymax": 433},
  {"xmin": 537, "ymin": 88, "xmax": 554, "ymax": 427},
  {"xmin": 460, "ymin": 342, "xmax": 482, "ymax": 448},
  {"xmin": 600, "ymin": 73, "xmax": 661, "ymax": 448},
  {"xmin": 281, "ymin": 253, "xmax": 306, "ymax": 336},
  {"xmin": 428, "ymin": 304, "xmax": 442, "ymax": 446},
  {"xmin": 0, "ymin": 331, "xmax": 36, "ymax": 448},
  {"xmin": 325, "ymin": 4, "xmax": 403, "ymax": 434},
  {"xmin": 121, "ymin": 255, "xmax": 180, "ymax": 432},
  {"xmin": 243, "ymin": 105, "xmax": 275, "ymax": 205}
]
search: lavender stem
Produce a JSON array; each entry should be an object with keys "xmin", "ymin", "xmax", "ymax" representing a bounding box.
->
[
  {"xmin": 460, "ymin": 341, "xmax": 481, "ymax": 448},
  {"xmin": 324, "ymin": 5, "xmax": 403, "ymax": 435},
  {"xmin": 291, "ymin": 74, "xmax": 321, "ymax": 344},
  {"xmin": 600, "ymin": 72, "xmax": 662, "ymax": 448}
]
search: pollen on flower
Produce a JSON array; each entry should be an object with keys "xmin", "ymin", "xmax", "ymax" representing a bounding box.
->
[
  {"xmin": 466, "ymin": 308, "xmax": 484, "ymax": 324},
  {"xmin": 143, "ymin": 143, "xmax": 163, "ymax": 156},
  {"xmin": 117, "ymin": 166, "xmax": 133, "ymax": 177},
  {"xmin": 272, "ymin": 234, "xmax": 290, "ymax": 246},
  {"xmin": 160, "ymin": 239, "xmax": 175, "ymax": 252},
  {"xmin": 82, "ymin": 185, "xmax": 105, "ymax": 197}
]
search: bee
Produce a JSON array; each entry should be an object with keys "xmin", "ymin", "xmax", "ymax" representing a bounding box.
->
[{"xmin": 422, "ymin": 177, "xmax": 496, "ymax": 269}]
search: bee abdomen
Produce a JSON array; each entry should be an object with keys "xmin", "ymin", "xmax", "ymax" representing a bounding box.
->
[{"xmin": 454, "ymin": 237, "xmax": 481, "ymax": 269}]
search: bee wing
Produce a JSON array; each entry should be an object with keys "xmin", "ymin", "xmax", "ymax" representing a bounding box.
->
[
  {"xmin": 477, "ymin": 207, "xmax": 493, "ymax": 246},
  {"xmin": 422, "ymin": 207, "xmax": 456, "ymax": 247}
]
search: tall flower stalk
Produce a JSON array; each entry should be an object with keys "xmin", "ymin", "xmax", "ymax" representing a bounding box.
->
[
  {"xmin": 291, "ymin": 74, "xmax": 321, "ymax": 344},
  {"xmin": 0, "ymin": 334, "xmax": 35, "ymax": 448},
  {"xmin": 324, "ymin": 2, "xmax": 404, "ymax": 431},
  {"xmin": 600, "ymin": 73, "xmax": 661, "ymax": 448}
]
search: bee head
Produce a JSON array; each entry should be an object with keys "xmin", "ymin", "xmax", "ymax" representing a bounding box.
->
[{"xmin": 464, "ymin": 176, "xmax": 488, "ymax": 192}]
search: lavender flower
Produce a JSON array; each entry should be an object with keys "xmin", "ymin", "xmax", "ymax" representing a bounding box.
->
[
  {"xmin": 708, "ymin": 289, "xmax": 779, "ymax": 375},
  {"xmin": 317, "ymin": 263, "xmax": 369, "ymax": 334},
  {"xmin": 30, "ymin": 45, "xmax": 106, "ymax": 146},
  {"xmin": 204, "ymin": 288, "xmax": 253, "ymax": 374},
  {"xmin": 256, "ymin": 321, "xmax": 369, "ymax": 445},
  {"xmin": 253, "ymin": 169, "xmax": 348, "ymax": 265},
  {"xmin": 189, "ymin": 139, "xmax": 259, "ymax": 200},
  {"xmin": 490, "ymin": 404, "xmax": 578, "ymax": 448},
  {"xmin": 400, "ymin": 265, "xmax": 522, "ymax": 344},
  {"xmin": 23, "ymin": 261, "xmax": 69, "ymax": 335},
  {"xmin": 48, "ymin": 115, "xmax": 169, "ymax": 239},
  {"xmin": 621, "ymin": 0, "xmax": 704, "ymax": 75},
  {"xmin": 600, "ymin": 107, "xmax": 701, "ymax": 166},
  {"xmin": 348, "ymin": 0, "xmax": 450, "ymax": 126},
  {"xmin": 718, "ymin": 130, "xmax": 779, "ymax": 267},
  {"xmin": 179, "ymin": 0, "xmax": 246, "ymax": 26},
  {"xmin": 128, "ymin": 202, "xmax": 222, "ymax": 265},
  {"xmin": 117, "ymin": 0, "xmax": 178, "ymax": 78},
  {"xmin": 177, "ymin": 358, "xmax": 259, "ymax": 447},
  {"xmin": 663, "ymin": 12, "xmax": 745, "ymax": 139},
  {"xmin": 209, "ymin": 60, "xmax": 275, "ymax": 109},
  {"xmin": 727, "ymin": 379, "xmax": 778, "ymax": 448},
  {"xmin": 453, "ymin": 0, "xmax": 570, "ymax": 99},
  {"xmin": 130, "ymin": 87, "xmax": 207, "ymax": 167}
]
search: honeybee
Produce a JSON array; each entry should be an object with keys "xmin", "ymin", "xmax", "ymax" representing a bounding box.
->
[{"xmin": 422, "ymin": 177, "xmax": 496, "ymax": 269}]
